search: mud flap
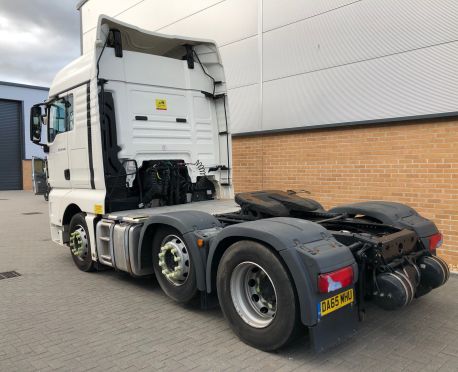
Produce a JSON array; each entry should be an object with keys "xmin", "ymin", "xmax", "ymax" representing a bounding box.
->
[{"xmin": 309, "ymin": 297, "xmax": 359, "ymax": 352}]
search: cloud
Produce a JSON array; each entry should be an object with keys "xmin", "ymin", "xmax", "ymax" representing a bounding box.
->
[{"xmin": 0, "ymin": 0, "xmax": 80, "ymax": 86}]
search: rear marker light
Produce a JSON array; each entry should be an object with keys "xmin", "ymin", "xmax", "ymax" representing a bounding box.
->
[
  {"xmin": 429, "ymin": 233, "xmax": 443, "ymax": 253},
  {"xmin": 318, "ymin": 266, "xmax": 354, "ymax": 293}
]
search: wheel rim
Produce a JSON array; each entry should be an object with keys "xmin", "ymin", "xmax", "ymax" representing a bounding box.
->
[
  {"xmin": 230, "ymin": 261, "xmax": 277, "ymax": 328},
  {"xmin": 69, "ymin": 225, "xmax": 89, "ymax": 262},
  {"xmin": 157, "ymin": 235, "xmax": 190, "ymax": 286}
]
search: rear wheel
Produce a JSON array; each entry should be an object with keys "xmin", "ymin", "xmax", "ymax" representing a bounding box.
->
[
  {"xmin": 152, "ymin": 226, "xmax": 198, "ymax": 303},
  {"xmin": 68, "ymin": 213, "xmax": 95, "ymax": 272},
  {"xmin": 217, "ymin": 240, "xmax": 300, "ymax": 351}
]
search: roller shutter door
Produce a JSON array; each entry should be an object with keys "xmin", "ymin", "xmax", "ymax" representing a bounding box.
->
[{"xmin": 0, "ymin": 100, "xmax": 22, "ymax": 190}]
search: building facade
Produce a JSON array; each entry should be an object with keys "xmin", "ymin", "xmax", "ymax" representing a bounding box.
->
[
  {"xmin": 0, "ymin": 82, "xmax": 48, "ymax": 190},
  {"xmin": 77, "ymin": 0, "xmax": 458, "ymax": 268}
]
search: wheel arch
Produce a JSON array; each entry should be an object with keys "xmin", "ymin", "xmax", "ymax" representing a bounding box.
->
[
  {"xmin": 61, "ymin": 203, "xmax": 83, "ymax": 243},
  {"xmin": 62, "ymin": 203, "xmax": 83, "ymax": 226},
  {"xmin": 205, "ymin": 218, "xmax": 348, "ymax": 326},
  {"xmin": 137, "ymin": 211, "xmax": 222, "ymax": 291},
  {"xmin": 137, "ymin": 222, "xmax": 171, "ymax": 277},
  {"xmin": 207, "ymin": 235, "xmax": 288, "ymax": 295},
  {"xmin": 329, "ymin": 201, "xmax": 438, "ymax": 237}
]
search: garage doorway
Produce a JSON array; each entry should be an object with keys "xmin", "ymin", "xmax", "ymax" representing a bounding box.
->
[{"xmin": 0, "ymin": 99, "xmax": 22, "ymax": 190}]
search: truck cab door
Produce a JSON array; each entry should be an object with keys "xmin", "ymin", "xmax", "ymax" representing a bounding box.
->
[
  {"xmin": 31, "ymin": 156, "xmax": 48, "ymax": 195},
  {"xmin": 46, "ymin": 97, "xmax": 72, "ymax": 189}
]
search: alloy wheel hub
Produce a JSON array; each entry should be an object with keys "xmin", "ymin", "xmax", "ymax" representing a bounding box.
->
[
  {"xmin": 158, "ymin": 235, "xmax": 190, "ymax": 286},
  {"xmin": 69, "ymin": 226, "xmax": 88, "ymax": 261},
  {"xmin": 230, "ymin": 262, "xmax": 277, "ymax": 328}
]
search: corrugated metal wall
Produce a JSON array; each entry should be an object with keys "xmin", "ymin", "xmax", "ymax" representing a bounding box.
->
[
  {"xmin": 0, "ymin": 83, "xmax": 48, "ymax": 160},
  {"xmin": 80, "ymin": 0, "xmax": 458, "ymax": 134},
  {"xmin": 0, "ymin": 99, "xmax": 22, "ymax": 190}
]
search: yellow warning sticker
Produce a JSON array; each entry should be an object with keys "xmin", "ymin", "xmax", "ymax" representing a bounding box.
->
[
  {"xmin": 94, "ymin": 204, "xmax": 104, "ymax": 215},
  {"xmin": 155, "ymin": 99, "xmax": 167, "ymax": 110}
]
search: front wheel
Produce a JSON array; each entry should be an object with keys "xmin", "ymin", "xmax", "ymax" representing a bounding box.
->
[
  {"xmin": 217, "ymin": 240, "xmax": 300, "ymax": 351},
  {"xmin": 68, "ymin": 213, "xmax": 95, "ymax": 272}
]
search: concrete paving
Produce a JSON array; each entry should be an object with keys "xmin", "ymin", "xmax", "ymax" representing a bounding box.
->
[{"xmin": 0, "ymin": 190, "xmax": 457, "ymax": 371}]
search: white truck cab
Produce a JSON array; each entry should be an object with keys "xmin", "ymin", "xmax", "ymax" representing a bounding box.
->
[{"xmin": 31, "ymin": 16, "xmax": 233, "ymax": 247}]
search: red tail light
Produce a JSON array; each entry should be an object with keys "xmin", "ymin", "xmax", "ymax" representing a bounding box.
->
[
  {"xmin": 428, "ymin": 233, "xmax": 443, "ymax": 253},
  {"xmin": 318, "ymin": 266, "xmax": 354, "ymax": 293}
]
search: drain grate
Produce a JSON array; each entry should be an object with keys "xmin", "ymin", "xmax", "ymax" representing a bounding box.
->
[
  {"xmin": 22, "ymin": 212, "xmax": 43, "ymax": 215},
  {"xmin": 0, "ymin": 271, "xmax": 21, "ymax": 280}
]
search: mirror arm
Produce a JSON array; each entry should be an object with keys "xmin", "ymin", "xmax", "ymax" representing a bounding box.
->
[{"xmin": 31, "ymin": 139, "xmax": 48, "ymax": 152}]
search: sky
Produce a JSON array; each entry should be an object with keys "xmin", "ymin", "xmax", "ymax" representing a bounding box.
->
[{"xmin": 0, "ymin": 0, "xmax": 80, "ymax": 87}]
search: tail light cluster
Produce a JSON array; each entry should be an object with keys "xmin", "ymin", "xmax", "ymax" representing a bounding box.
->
[
  {"xmin": 428, "ymin": 232, "xmax": 443, "ymax": 253},
  {"xmin": 318, "ymin": 266, "xmax": 354, "ymax": 293}
]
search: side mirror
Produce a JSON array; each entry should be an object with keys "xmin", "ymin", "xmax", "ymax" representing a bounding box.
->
[{"xmin": 30, "ymin": 105, "xmax": 43, "ymax": 144}]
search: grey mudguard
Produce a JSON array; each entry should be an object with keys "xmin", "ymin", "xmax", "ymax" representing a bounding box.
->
[
  {"xmin": 138, "ymin": 210, "xmax": 222, "ymax": 290},
  {"xmin": 329, "ymin": 201, "xmax": 439, "ymax": 237},
  {"xmin": 206, "ymin": 217, "xmax": 357, "ymax": 326}
]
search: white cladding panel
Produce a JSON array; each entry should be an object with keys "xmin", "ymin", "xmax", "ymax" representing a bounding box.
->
[
  {"xmin": 81, "ymin": 0, "xmax": 143, "ymax": 33},
  {"xmin": 81, "ymin": 0, "xmax": 458, "ymax": 134},
  {"xmin": 228, "ymin": 84, "xmax": 261, "ymax": 134},
  {"xmin": 157, "ymin": 0, "xmax": 258, "ymax": 47},
  {"xmin": 219, "ymin": 36, "xmax": 260, "ymax": 90},
  {"xmin": 263, "ymin": 0, "xmax": 458, "ymax": 82},
  {"xmin": 263, "ymin": 42, "xmax": 458, "ymax": 130},
  {"xmin": 81, "ymin": 0, "xmax": 223, "ymax": 34},
  {"xmin": 263, "ymin": 0, "xmax": 359, "ymax": 32}
]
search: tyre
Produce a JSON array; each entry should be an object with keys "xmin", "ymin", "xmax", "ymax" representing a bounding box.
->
[
  {"xmin": 217, "ymin": 240, "xmax": 300, "ymax": 351},
  {"xmin": 152, "ymin": 226, "xmax": 198, "ymax": 303},
  {"xmin": 68, "ymin": 213, "xmax": 95, "ymax": 272}
]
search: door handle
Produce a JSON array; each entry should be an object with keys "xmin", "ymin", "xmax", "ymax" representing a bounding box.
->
[{"xmin": 64, "ymin": 169, "xmax": 71, "ymax": 180}]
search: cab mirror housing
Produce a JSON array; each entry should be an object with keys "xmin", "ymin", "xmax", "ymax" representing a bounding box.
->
[{"xmin": 30, "ymin": 105, "xmax": 43, "ymax": 144}]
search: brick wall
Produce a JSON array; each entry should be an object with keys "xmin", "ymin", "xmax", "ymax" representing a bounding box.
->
[
  {"xmin": 232, "ymin": 117, "xmax": 458, "ymax": 269},
  {"xmin": 22, "ymin": 160, "xmax": 32, "ymax": 191}
]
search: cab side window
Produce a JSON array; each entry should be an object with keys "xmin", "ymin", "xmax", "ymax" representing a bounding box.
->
[{"xmin": 48, "ymin": 95, "xmax": 73, "ymax": 142}]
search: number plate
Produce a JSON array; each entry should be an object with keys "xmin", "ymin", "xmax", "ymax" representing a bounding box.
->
[{"xmin": 319, "ymin": 288, "xmax": 354, "ymax": 317}]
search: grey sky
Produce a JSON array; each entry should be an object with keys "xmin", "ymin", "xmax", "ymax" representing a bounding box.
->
[{"xmin": 0, "ymin": 0, "xmax": 80, "ymax": 87}]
